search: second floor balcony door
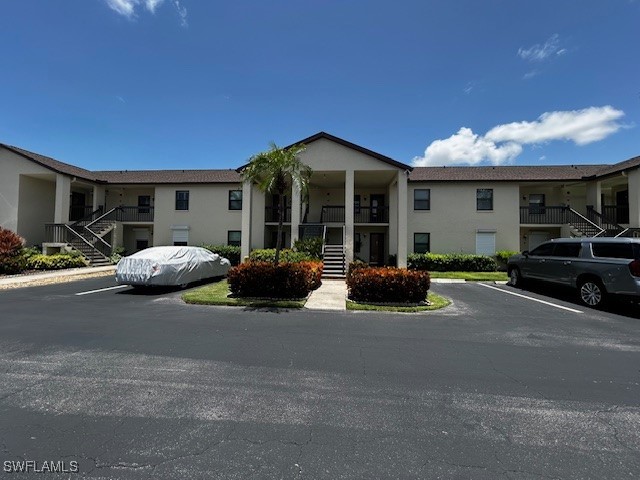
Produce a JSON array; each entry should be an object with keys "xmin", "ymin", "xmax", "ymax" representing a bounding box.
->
[{"xmin": 370, "ymin": 195, "xmax": 385, "ymax": 223}]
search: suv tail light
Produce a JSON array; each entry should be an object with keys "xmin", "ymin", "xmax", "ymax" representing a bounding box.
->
[{"xmin": 629, "ymin": 260, "xmax": 640, "ymax": 277}]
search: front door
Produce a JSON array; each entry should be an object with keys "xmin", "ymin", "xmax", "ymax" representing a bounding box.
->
[
  {"xmin": 616, "ymin": 190, "xmax": 629, "ymax": 223},
  {"xmin": 369, "ymin": 233, "xmax": 385, "ymax": 266},
  {"xmin": 370, "ymin": 194, "xmax": 385, "ymax": 222},
  {"xmin": 70, "ymin": 192, "xmax": 86, "ymax": 221}
]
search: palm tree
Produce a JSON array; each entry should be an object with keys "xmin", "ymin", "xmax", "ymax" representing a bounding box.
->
[{"xmin": 241, "ymin": 142, "xmax": 312, "ymax": 264}]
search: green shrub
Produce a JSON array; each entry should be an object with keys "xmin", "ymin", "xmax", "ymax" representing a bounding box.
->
[
  {"xmin": 249, "ymin": 248, "xmax": 313, "ymax": 263},
  {"xmin": 347, "ymin": 267, "xmax": 431, "ymax": 304},
  {"xmin": 408, "ymin": 253, "xmax": 497, "ymax": 272},
  {"xmin": 495, "ymin": 250, "xmax": 519, "ymax": 264},
  {"xmin": 293, "ymin": 237, "xmax": 323, "ymax": 260},
  {"xmin": 201, "ymin": 244, "xmax": 241, "ymax": 266},
  {"xmin": 387, "ymin": 254, "xmax": 397, "ymax": 267},
  {"xmin": 227, "ymin": 261, "xmax": 322, "ymax": 298},
  {"xmin": 110, "ymin": 246, "xmax": 126, "ymax": 265},
  {"xmin": 26, "ymin": 254, "xmax": 88, "ymax": 270},
  {"xmin": 0, "ymin": 227, "xmax": 26, "ymax": 274}
]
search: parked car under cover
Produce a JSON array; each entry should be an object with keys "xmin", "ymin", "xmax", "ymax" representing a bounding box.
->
[
  {"xmin": 507, "ymin": 237, "xmax": 640, "ymax": 308},
  {"xmin": 115, "ymin": 246, "xmax": 231, "ymax": 287}
]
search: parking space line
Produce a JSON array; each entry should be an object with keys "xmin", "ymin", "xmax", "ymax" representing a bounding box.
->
[
  {"xmin": 477, "ymin": 283, "xmax": 583, "ymax": 314},
  {"xmin": 75, "ymin": 285, "xmax": 129, "ymax": 296}
]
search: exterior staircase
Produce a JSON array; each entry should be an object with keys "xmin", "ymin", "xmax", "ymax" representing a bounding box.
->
[{"xmin": 322, "ymin": 244, "xmax": 346, "ymax": 278}]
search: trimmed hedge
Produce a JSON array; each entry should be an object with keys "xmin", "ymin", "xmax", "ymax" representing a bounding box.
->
[
  {"xmin": 249, "ymin": 248, "xmax": 314, "ymax": 263},
  {"xmin": 347, "ymin": 267, "xmax": 431, "ymax": 304},
  {"xmin": 496, "ymin": 250, "xmax": 519, "ymax": 264},
  {"xmin": 346, "ymin": 260, "xmax": 369, "ymax": 282},
  {"xmin": 26, "ymin": 254, "xmax": 88, "ymax": 270},
  {"xmin": 408, "ymin": 253, "xmax": 497, "ymax": 272},
  {"xmin": 227, "ymin": 261, "xmax": 323, "ymax": 299},
  {"xmin": 201, "ymin": 244, "xmax": 241, "ymax": 266}
]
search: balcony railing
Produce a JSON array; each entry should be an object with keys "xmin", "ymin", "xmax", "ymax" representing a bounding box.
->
[
  {"xmin": 265, "ymin": 206, "xmax": 292, "ymax": 223},
  {"xmin": 519, "ymin": 206, "xmax": 568, "ymax": 224},
  {"xmin": 602, "ymin": 205, "xmax": 629, "ymax": 224},
  {"xmin": 319, "ymin": 206, "xmax": 389, "ymax": 224},
  {"xmin": 69, "ymin": 205, "xmax": 94, "ymax": 221},
  {"xmin": 116, "ymin": 206, "xmax": 154, "ymax": 222}
]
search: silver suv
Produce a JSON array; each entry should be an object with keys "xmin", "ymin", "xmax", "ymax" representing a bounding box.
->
[{"xmin": 507, "ymin": 237, "xmax": 640, "ymax": 308}]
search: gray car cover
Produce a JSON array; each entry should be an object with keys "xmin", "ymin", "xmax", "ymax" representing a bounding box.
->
[{"xmin": 115, "ymin": 246, "xmax": 231, "ymax": 286}]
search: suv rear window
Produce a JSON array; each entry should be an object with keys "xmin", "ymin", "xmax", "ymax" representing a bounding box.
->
[
  {"xmin": 591, "ymin": 242, "xmax": 637, "ymax": 259},
  {"xmin": 530, "ymin": 243, "xmax": 554, "ymax": 256}
]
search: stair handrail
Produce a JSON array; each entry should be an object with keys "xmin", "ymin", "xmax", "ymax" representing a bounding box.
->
[
  {"xmin": 64, "ymin": 224, "xmax": 102, "ymax": 254},
  {"xmin": 85, "ymin": 206, "xmax": 120, "ymax": 230},
  {"xmin": 615, "ymin": 228, "xmax": 630, "ymax": 238},
  {"xmin": 586, "ymin": 206, "xmax": 625, "ymax": 236},
  {"xmin": 82, "ymin": 227, "xmax": 112, "ymax": 256},
  {"xmin": 567, "ymin": 207, "xmax": 605, "ymax": 237},
  {"xmin": 70, "ymin": 206, "xmax": 104, "ymax": 229},
  {"xmin": 321, "ymin": 225, "xmax": 328, "ymax": 258}
]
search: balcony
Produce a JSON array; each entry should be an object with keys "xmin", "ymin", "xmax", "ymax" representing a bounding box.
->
[
  {"xmin": 265, "ymin": 206, "xmax": 292, "ymax": 223},
  {"xmin": 116, "ymin": 206, "xmax": 154, "ymax": 222},
  {"xmin": 519, "ymin": 206, "xmax": 568, "ymax": 224},
  {"xmin": 602, "ymin": 205, "xmax": 629, "ymax": 224},
  {"xmin": 319, "ymin": 206, "xmax": 389, "ymax": 224}
]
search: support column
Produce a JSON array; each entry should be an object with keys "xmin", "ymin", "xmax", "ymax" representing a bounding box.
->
[
  {"xmin": 585, "ymin": 180, "xmax": 602, "ymax": 212},
  {"xmin": 54, "ymin": 174, "xmax": 71, "ymax": 224},
  {"xmin": 397, "ymin": 170, "xmax": 408, "ymax": 268},
  {"xmin": 628, "ymin": 170, "xmax": 640, "ymax": 228},
  {"xmin": 92, "ymin": 184, "xmax": 106, "ymax": 211},
  {"xmin": 290, "ymin": 182, "xmax": 301, "ymax": 247},
  {"xmin": 388, "ymin": 180, "xmax": 398, "ymax": 261},
  {"xmin": 344, "ymin": 170, "xmax": 355, "ymax": 264},
  {"xmin": 241, "ymin": 181, "xmax": 253, "ymax": 262}
]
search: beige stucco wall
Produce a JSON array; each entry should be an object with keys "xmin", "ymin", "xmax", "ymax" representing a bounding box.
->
[
  {"xmin": 0, "ymin": 147, "xmax": 57, "ymax": 239},
  {"xmin": 299, "ymin": 138, "xmax": 399, "ymax": 172},
  {"xmin": 407, "ymin": 182, "xmax": 520, "ymax": 254},
  {"xmin": 17, "ymin": 176, "xmax": 56, "ymax": 245},
  {"xmin": 153, "ymin": 183, "xmax": 242, "ymax": 246},
  {"xmin": 105, "ymin": 187, "xmax": 155, "ymax": 210}
]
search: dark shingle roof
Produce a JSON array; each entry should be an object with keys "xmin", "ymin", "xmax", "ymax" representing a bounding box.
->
[
  {"xmin": 2, "ymin": 144, "xmax": 103, "ymax": 182},
  {"xmin": 409, "ymin": 165, "xmax": 606, "ymax": 182},
  {"xmin": 94, "ymin": 169, "xmax": 241, "ymax": 184},
  {"xmin": 592, "ymin": 156, "xmax": 640, "ymax": 179}
]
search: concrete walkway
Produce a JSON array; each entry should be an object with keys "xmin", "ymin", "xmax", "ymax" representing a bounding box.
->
[
  {"xmin": 305, "ymin": 279, "xmax": 347, "ymax": 311},
  {"xmin": 0, "ymin": 266, "xmax": 115, "ymax": 288}
]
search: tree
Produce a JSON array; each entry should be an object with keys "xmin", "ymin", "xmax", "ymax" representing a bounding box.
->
[{"xmin": 241, "ymin": 142, "xmax": 312, "ymax": 264}]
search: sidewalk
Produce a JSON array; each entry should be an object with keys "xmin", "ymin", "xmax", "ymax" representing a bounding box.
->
[
  {"xmin": 305, "ymin": 279, "xmax": 347, "ymax": 311},
  {"xmin": 0, "ymin": 266, "xmax": 116, "ymax": 289}
]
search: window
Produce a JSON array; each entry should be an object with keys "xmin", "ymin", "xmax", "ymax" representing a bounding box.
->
[
  {"xmin": 414, "ymin": 189, "xmax": 430, "ymax": 210},
  {"xmin": 414, "ymin": 233, "xmax": 430, "ymax": 254},
  {"xmin": 552, "ymin": 243, "xmax": 581, "ymax": 258},
  {"xmin": 229, "ymin": 190, "xmax": 242, "ymax": 210},
  {"xmin": 175, "ymin": 191, "xmax": 189, "ymax": 210},
  {"xmin": 475, "ymin": 232, "xmax": 496, "ymax": 255},
  {"xmin": 227, "ymin": 231, "xmax": 241, "ymax": 246},
  {"xmin": 138, "ymin": 195, "xmax": 151, "ymax": 214},
  {"xmin": 354, "ymin": 195, "xmax": 361, "ymax": 214},
  {"xmin": 530, "ymin": 242, "xmax": 554, "ymax": 256},
  {"xmin": 591, "ymin": 242, "xmax": 636, "ymax": 259},
  {"xmin": 529, "ymin": 194, "xmax": 545, "ymax": 214},
  {"xmin": 171, "ymin": 226, "xmax": 189, "ymax": 245},
  {"xmin": 477, "ymin": 189, "xmax": 493, "ymax": 211}
]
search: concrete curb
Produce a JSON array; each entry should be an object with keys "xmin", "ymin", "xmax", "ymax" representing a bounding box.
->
[
  {"xmin": 430, "ymin": 278, "xmax": 466, "ymax": 284},
  {"xmin": 0, "ymin": 266, "xmax": 116, "ymax": 287}
]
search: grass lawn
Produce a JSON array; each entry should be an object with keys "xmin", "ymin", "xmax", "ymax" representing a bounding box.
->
[
  {"xmin": 182, "ymin": 279, "xmax": 306, "ymax": 308},
  {"xmin": 429, "ymin": 271, "xmax": 508, "ymax": 281},
  {"xmin": 346, "ymin": 292, "xmax": 451, "ymax": 312}
]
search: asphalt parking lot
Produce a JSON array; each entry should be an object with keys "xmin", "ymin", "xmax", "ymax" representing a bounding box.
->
[{"xmin": 0, "ymin": 277, "xmax": 639, "ymax": 479}]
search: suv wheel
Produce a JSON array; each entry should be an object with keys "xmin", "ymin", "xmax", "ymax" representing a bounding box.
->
[
  {"xmin": 509, "ymin": 267, "xmax": 522, "ymax": 287},
  {"xmin": 578, "ymin": 278, "xmax": 607, "ymax": 308}
]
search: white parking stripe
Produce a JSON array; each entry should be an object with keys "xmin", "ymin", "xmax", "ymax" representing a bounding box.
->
[
  {"xmin": 75, "ymin": 285, "xmax": 129, "ymax": 296},
  {"xmin": 477, "ymin": 283, "xmax": 583, "ymax": 314}
]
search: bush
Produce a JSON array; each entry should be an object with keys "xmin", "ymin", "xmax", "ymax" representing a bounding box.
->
[
  {"xmin": 346, "ymin": 260, "xmax": 369, "ymax": 282},
  {"xmin": 110, "ymin": 246, "xmax": 126, "ymax": 265},
  {"xmin": 408, "ymin": 253, "xmax": 497, "ymax": 272},
  {"xmin": 495, "ymin": 250, "xmax": 519, "ymax": 264},
  {"xmin": 0, "ymin": 227, "xmax": 26, "ymax": 274},
  {"xmin": 249, "ymin": 248, "xmax": 314, "ymax": 263},
  {"xmin": 227, "ymin": 261, "xmax": 322, "ymax": 299},
  {"xmin": 293, "ymin": 237, "xmax": 323, "ymax": 260},
  {"xmin": 26, "ymin": 254, "xmax": 88, "ymax": 270},
  {"xmin": 201, "ymin": 244, "xmax": 241, "ymax": 266},
  {"xmin": 347, "ymin": 267, "xmax": 431, "ymax": 304}
]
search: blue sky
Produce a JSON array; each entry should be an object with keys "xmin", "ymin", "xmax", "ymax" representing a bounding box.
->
[{"xmin": 0, "ymin": 0, "xmax": 638, "ymax": 171}]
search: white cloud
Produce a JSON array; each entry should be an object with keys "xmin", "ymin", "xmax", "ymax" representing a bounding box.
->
[
  {"xmin": 523, "ymin": 70, "xmax": 540, "ymax": 80},
  {"xmin": 413, "ymin": 106, "xmax": 625, "ymax": 167},
  {"xmin": 413, "ymin": 127, "xmax": 522, "ymax": 167},
  {"xmin": 103, "ymin": 0, "xmax": 187, "ymax": 26},
  {"xmin": 485, "ymin": 106, "xmax": 625, "ymax": 146},
  {"xmin": 105, "ymin": 0, "xmax": 137, "ymax": 17},
  {"xmin": 518, "ymin": 34, "xmax": 563, "ymax": 62}
]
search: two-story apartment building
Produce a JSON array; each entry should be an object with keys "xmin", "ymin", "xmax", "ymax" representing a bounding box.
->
[{"xmin": 1, "ymin": 132, "xmax": 639, "ymax": 271}]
